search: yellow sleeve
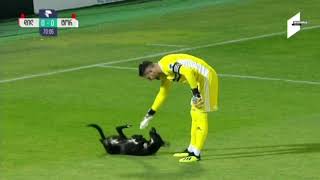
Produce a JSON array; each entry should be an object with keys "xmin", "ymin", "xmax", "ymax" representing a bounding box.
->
[
  {"xmin": 151, "ymin": 78, "xmax": 172, "ymax": 111},
  {"xmin": 178, "ymin": 65, "xmax": 198, "ymax": 89}
]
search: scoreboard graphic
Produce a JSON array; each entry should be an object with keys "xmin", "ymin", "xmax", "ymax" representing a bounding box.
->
[{"xmin": 18, "ymin": 9, "xmax": 79, "ymax": 36}]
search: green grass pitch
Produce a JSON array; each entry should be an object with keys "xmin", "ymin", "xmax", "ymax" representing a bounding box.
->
[{"xmin": 1, "ymin": 0, "xmax": 320, "ymax": 179}]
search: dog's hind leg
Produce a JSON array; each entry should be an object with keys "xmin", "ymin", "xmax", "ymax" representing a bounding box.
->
[{"xmin": 116, "ymin": 124, "xmax": 131, "ymax": 139}]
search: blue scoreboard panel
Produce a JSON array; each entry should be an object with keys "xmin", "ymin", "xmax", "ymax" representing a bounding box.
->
[{"xmin": 39, "ymin": 9, "xmax": 58, "ymax": 36}]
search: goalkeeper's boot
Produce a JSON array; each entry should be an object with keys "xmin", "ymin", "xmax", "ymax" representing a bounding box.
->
[
  {"xmin": 173, "ymin": 149, "xmax": 191, "ymax": 158},
  {"xmin": 179, "ymin": 152, "xmax": 200, "ymax": 163}
]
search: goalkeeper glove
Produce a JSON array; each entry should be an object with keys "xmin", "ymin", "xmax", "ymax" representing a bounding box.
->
[
  {"xmin": 140, "ymin": 109, "xmax": 156, "ymax": 129},
  {"xmin": 191, "ymin": 88, "xmax": 204, "ymax": 108}
]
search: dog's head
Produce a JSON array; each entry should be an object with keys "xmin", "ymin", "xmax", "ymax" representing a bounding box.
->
[{"xmin": 149, "ymin": 127, "xmax": 165, "ymax": 146}]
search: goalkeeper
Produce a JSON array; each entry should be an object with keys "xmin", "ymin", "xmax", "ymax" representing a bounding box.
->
[{"xmin": 138, "ymin": 53, "xmax": 218, "ymax": 163}]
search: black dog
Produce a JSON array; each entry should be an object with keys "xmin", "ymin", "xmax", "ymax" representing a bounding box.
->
[{"xmin": 88, "ymin": 124, "xmax": 165, "ymax": 156}]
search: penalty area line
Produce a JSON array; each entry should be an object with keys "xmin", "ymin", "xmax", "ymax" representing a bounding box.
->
[{"xmin": 98, "ymin": 65, "xmax": 320, "ymax": 86}]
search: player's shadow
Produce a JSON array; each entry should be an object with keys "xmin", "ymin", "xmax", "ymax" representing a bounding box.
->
[{"xmin": 203, "ymin": 143, "xmax": 320, "ymax": 160}]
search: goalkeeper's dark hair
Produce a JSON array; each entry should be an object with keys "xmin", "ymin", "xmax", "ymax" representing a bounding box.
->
[{"xmin": 139, "ymin": 61, "xmax": 153, "ymax": 76}]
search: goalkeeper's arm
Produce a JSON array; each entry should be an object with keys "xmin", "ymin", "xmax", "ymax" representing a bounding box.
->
[{"xmin": 140, "ymin": 79, "xmax": 171, "ymax": 129}]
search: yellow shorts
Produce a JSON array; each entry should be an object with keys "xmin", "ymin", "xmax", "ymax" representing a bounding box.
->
[{"xmin": 191, "ymin": 68, "xmax": 218, "ymax": 112}]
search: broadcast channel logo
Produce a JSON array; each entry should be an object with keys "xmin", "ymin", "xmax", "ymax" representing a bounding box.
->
[{"xmin": 18, "ymin": 9, "xmax": 79, "ymax": 36}]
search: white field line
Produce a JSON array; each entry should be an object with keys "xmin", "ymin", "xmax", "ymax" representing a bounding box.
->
[
  {"xmin": 146, "ymin": 43, "xmax": 186, "ymax": 47},
  {"xmin": 99, "ymin": 65, "xmax": 320, "ymax": 85},
  {"xmin": 1, "ymin": 25, "xmax": 320, "ymax": 84},
  {"xmin": 98, "ymin": 65, "xmax": 137, "ymax": 70}
]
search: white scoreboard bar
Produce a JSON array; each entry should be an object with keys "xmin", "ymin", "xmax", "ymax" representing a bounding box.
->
[
  {"xmin": 57, "ymin": 18, "xmax": 79, "ymax": 28},
  {"xmin": 18, "ymin": 18, "xmax": 79, "ymax": 28},
  {"xmin": 18, "ymin": 18, "xmax": 40, "ymax": 28}
]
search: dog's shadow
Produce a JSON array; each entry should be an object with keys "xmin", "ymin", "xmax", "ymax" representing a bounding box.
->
[
  {"xmin": 203, "ymin": 143, "xmax": 320, "ymax": 160},
  {"xmin": 96, "ymin": 147, "xmax": 204, "ymax": 179},
  {"xmin": 118, "ymin": 155, "xmax": 204, "ymax": 179}
]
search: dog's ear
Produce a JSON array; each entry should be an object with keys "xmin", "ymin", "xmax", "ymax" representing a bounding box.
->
[{"xmin": 150, "ymin": 127, "xmax": 157, "ymax": 133}]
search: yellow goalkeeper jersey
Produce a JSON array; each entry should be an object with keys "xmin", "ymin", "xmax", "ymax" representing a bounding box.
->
[{"xmin": 151, "ymin": 53, "xmax": 218, "ymax": 112}]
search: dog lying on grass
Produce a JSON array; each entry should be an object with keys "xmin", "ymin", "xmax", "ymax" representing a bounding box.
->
[{"xmin": 87, "ymin": 124, "xmax": 165, "ymax": 156}]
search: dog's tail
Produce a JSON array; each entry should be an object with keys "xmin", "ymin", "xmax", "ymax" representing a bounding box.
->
[{"xmin": 87, "ymin": 124, "xmax": 106, "ymax": 139}]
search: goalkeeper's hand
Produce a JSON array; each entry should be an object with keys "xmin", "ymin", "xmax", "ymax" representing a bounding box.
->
[{"xmin": 140, "ymin": 109, "xmax": 156, "ymax": 129}]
